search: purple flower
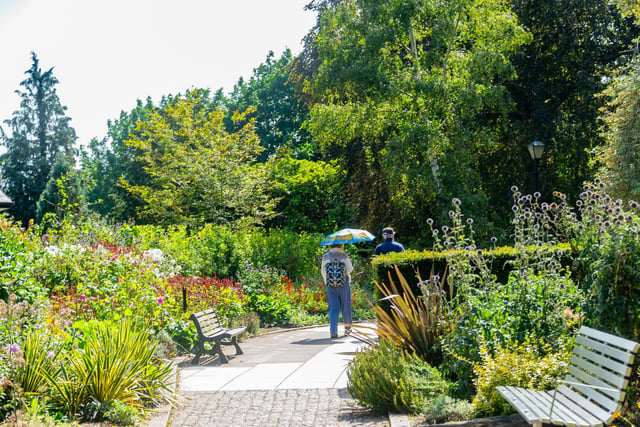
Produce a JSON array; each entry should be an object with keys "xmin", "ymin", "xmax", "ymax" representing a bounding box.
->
[
  {"xmin": 157, "ymin": 296, "xmax": 165, "ymax": 305},
  {"xmin": 112, "ymin": 254, "xmax": 120, "ymax": 261},
  {"xmin": 79, "ymin": 294, "xmax": 86, "ymax": 302},
  {"xmin": 132, "ymin": 259, "xmax": 139, "ymax": 266},
  {"xmin": 47, "ymin": 351, "xmax": 55, "ymax": 359},
  {"xmin": 8, "ymin": 343, "xmax": 19, "ymax": 354}
]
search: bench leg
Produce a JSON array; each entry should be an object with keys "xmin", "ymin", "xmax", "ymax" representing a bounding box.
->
[
  {"xmin": 231, "ymin": 336, "xmax": 244, "ymax": 355},
  {"xmin": 191, "ymin": 342, "xmax": 204, "ymax": 364},
  {"xmin": 213, "ymin": 340, "xmax": 229, "ymax": 364}
]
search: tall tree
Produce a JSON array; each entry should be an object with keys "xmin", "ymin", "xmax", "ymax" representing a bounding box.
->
[
  {"xmin": 121, "ymin": 89, "xmax": 276, "ymax": 228},
  {"xmin": 224, "ymin": 50, "xmax": 312, "ymax": 161},
  {"xmin": 83, "ymin": 90, "xmax": 224, "ymax": 222},
  {"xmin": 506, "ymin": 0, "xmax": 639, "ymax": 200},
  {"xmin": 0, "ymin": 52, "xmax": 76, "ymax": 225},
  {"xmin": 298, "ymin": 0, "xmax": 530, "ymax": 244}
]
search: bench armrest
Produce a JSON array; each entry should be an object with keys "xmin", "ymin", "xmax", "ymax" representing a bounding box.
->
[
  {"xmin": 555, "ymin": 379, "xmax": 618, "ymax": 393},
  {"xmin": 550, "ymin": 379, "xmax": 618, "ymax": 417}
]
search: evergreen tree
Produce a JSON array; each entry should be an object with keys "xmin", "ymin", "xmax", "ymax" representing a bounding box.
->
[{"xmin": 0, "ymin": 52, "xmax": 76, "ymax": 225}]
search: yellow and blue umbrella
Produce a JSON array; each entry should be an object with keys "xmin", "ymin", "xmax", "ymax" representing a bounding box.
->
[{"xmin": 320, "ymin": 228, "xmax": 375, "ymax": 246}]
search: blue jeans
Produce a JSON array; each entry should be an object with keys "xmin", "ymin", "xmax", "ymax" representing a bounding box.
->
[{"xmin": 326, "ymin": 278, "xmax": 352, "ymax": 336}]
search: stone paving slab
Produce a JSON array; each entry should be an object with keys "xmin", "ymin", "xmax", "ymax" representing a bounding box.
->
[{"xmin": 162, "ymin": 324, "xmax": 397, "ymax": 427}]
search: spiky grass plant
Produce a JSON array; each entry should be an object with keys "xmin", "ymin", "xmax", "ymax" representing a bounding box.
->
[
  {"xmin": 372, "ymin": 265, "xmax": 451, "ymax": 365},
  {"xmin": 39, "ymin": 318, "xmax": 176, "ymax": 422}
]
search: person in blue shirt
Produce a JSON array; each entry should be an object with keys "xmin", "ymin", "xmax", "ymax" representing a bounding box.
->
[{"xmin": 374, "ymin": 227, "xmax": 405, "ymax": 255}]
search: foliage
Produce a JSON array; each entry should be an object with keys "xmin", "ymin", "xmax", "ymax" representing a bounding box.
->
[
  {"xmin": 243, "ymin": 227, "xmax": 324, "ymax": 280},
  {"xmin": 472, "ymin": 339, "xmax": 571, "ymax": 416},
  {"xmin": 431, "ymin": 194, "xmax": 582, "ymax": 397},
  {"xmin": 38, "ymin": 319, "xmax": 175, "ymax": 422},
  {"xmin": 422, "ymin": 395, "xmax": 474, "ymax": 424},
  {"xmin": 0, "ymin": 52, "xmax": 76, "ymax": 226},
  {"xmin": 347, "ymin": 339, "xmax": 452, "ymax": 415},
  {"xmin": 594, "ymin": 56, "xmax": 640, "ymax": 201},
  {"xmin": 0, "ymin": 218, "xmax": 44, "ymax": 302},
  {"xmin": 224, "ymin": 50, "xmax": 312, "ymax": 161},
  {"xmin": 373, "ymin": 266, "xmax": 450, "ymax": 365},
  {"xmin": 121, "ymin": 89, "xmax": 276, "ymax": 228},
  {"xmin": 18, "ymin": 329, "xmax": 60, "ymax": 397},
  {"xmin": 564, "ymin": 181, "xmax": 640, "ymax": 340},
  {"xmin": 266, "ymin": 153, "xmax": 350, "ymax": 233},
  {"xmin": 300, "ymin": 0, "xmax": 531, "ymax": 243}
]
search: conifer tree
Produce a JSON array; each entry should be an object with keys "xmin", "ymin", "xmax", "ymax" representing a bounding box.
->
[{"xmin": 0, "ymin": 52, "xmax": 76, "ymax": 225}]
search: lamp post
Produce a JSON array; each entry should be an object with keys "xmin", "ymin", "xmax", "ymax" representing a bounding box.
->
[{"xmin": 527, "ymin": 140, "xmax": 545, "ymax": 194}]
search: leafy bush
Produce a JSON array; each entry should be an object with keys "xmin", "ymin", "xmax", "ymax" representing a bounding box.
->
[
  {"xmin": 266, "ymin": 154, "xmax": 350, "ymax": 234},
  {"xmin": 245, "ymin": 293, "xmax": 292, "ymax": 327},
  {"xmin": 244, "ymin": 228, "xmax": 324, "ymax": 280},
  {"xmin": 347, "ymin": 340, "xmax": 451, "ymax": 414},
  {"xmin": 423, "ymin": 395, "xmax": 474, "ymax": 424},
  {"xmin": 471, "ymin": 339, "xmax": 571, "ymax": 416}
]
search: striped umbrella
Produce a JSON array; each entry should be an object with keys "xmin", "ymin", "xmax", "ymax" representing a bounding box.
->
[{"xmin": 320, "ymin": 228, "xmax": 376, "ymax": 246}]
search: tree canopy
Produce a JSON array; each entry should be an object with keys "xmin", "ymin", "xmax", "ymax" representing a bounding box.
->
[{"xmin": 120, "ymin": 89, "xmax": 276, "ymax": 229}]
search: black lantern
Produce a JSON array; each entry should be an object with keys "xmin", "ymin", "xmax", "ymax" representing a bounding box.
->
[{"xmin": 527, "ymin": 140, "xmax": 545, "ymax": 194}]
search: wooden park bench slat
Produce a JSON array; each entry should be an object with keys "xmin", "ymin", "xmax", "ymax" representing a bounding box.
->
[
  {"xmin": 189, "ymin": 307, "xmax": 247, "ymax": 364},
  {"xmin": 497, "ymin": 326, "xmax": 640, "ymax": 427}
]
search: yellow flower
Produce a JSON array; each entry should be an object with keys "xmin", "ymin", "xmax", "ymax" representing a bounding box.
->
[
  {"xmin": 637, "ymin": 400, "xmax": 640, "ymax": 409},
  {"xmin": 612, "ymin": 412, "xmax": 621, "ymax": 419}
]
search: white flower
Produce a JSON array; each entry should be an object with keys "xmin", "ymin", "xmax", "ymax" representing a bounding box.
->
[{"xmin": 143, "ymin": 249, "xmax": 164, "ymax": 263}]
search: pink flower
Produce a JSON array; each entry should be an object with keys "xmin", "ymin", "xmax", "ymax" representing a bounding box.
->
[
  {"xmin": 157, "ymin": 296, "xmax": 165, "ymax": 305},
  {"xmin": 79, "ymin": 294, "xmax": 86, "ymax": 301},
  {"xmin": 132, "ymin": 259, "xmax": 139, "ymax": 266},
  {"xmin": 112, "ymin": 254, "xmax": 120, "ymax": 261}
]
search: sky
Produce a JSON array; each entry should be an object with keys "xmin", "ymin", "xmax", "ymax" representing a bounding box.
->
[{"xmin": 0, "ymin": 0, "xmax": 316, "ymax": 146}]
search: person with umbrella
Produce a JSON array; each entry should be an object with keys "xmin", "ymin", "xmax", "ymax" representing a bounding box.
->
[{"xmin": 320, "ymin": 229, "xmax": 375, "ymax": 338}]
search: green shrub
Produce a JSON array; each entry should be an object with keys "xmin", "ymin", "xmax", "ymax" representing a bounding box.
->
[
  {"xmin": 347, "ymin": 340, "xmax": 451, "ymax": 414},
  {"xmin": 423, "ymin": 193, "xmax": 583, "ymax": 398},
  {"xmin": 423, "ymin": 395, "xmax": 474, "ymax": 424},
  {"xmin": 471, "ymin": 339, "xmax": 571, "ymax": 416},
  {"xmin": 246, "ymin": 293, "xmax": 292, "ymax": 327},
  {"xmin": 244, "ymin": 228, "xmax": 324, "ymax": 281}
]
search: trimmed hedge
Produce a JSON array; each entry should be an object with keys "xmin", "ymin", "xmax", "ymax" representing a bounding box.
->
[{"xmin": 371, "ymin": 244, "xmax": 573, "ymax": 298}]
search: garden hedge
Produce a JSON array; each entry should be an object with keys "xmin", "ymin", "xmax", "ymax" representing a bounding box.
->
[{"xmin": 371, "ymin": 244, "xmax": 573, "ymax": 300}]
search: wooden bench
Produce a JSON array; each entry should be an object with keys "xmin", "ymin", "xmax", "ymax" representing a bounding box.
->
[
  {"xmin": 189, "ymin": 308, "xmax": 247, "ymax": 364},
  {"xmin": 497, "ymin": 326, "xmax": 640, "ymax": 427}
]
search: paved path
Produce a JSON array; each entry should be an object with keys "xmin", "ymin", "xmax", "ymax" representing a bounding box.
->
[{"xmin": 163, "ymin": 324, "xmax": 394, "ymax": 427}]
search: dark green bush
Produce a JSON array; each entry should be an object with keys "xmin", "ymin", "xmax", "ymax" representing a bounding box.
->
[
  {"xmin": 347, "ymin": 340, "xmax": 451, "ymax": 414},
  {"xmin": 371, "ymin": 244, "xmax": 573, "ymax": 299}
]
